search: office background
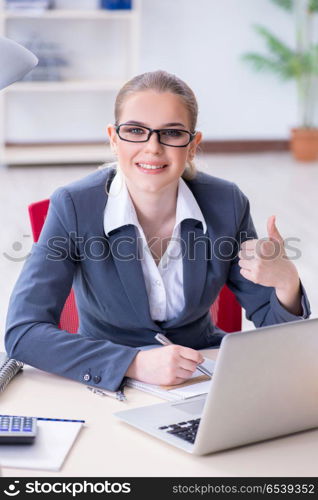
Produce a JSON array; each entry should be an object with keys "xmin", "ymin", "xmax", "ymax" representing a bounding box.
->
[{"xmin": 0, "ymin": 0, "xmax": 317, "ymax": 348}]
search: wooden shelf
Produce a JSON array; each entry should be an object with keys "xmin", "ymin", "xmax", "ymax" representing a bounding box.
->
[
  {"xmin": 0, "ymin": 0, "xmax": 140, "ymax": 166},
  {"xmin": 1, "ymin": 143, "xmax": 113, "ymax": 165},
  {"xmin": 6, "ymin": 79, "xmax": 125, "ymax": 92},
  {"xmin": 2, "ymin": 9, "xmax": 135, "ymax": 20}
]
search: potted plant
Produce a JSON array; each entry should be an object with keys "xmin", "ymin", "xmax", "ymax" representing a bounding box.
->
[{"xmin": 242, "ymin": 0, "xmax": 318, "ymax": 162}]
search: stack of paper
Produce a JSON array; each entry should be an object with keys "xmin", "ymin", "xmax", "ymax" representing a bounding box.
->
[{"xmin": 0, "ymin": 419, "xmax": 83, "ymax": 471}]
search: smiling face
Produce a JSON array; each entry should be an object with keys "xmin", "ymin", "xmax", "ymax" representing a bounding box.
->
[{"xmin": 107, "ymin": 90, "xmax": 202, "ymax": 196}]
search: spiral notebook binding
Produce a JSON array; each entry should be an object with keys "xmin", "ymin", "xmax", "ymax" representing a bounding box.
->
[{"xmin": 0, "ymin": 358, "xmax": 23, "ymax": 393}]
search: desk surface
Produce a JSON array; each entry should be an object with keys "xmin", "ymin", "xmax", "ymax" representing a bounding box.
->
[{"xmin": 2, "ymin": 349, "xmax": 318, "ymax": 477}]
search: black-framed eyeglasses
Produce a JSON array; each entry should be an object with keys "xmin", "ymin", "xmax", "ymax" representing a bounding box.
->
[{"xmin": 115, "ymin": 123, "xmax": 196, "ymax": 148}]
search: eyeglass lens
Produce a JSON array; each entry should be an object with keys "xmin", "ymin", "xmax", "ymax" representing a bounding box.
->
[{"xmin": 118, "ymin": 125, "xmax": 191, "ymax": 146}]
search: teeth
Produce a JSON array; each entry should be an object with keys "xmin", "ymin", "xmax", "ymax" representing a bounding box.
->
[{"xmin": 138, "ymin": 163, "xmax": 166, "ymax": 170}]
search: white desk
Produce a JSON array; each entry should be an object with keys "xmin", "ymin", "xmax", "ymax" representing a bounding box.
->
[{"xmin": 2, "ymin": 349, "xmax": 318, "ymax": 477}]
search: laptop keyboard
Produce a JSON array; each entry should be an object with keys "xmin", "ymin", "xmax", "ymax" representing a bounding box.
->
[{"xmin": 158, "ymin": 418, "xmax": 201, "ymax": 444}]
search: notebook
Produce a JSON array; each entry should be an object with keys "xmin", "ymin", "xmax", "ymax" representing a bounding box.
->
[
  {"xmin": 0, "ymin": 352, "xmax": 23, "ymax": 393},
  {"xmin": 125, "ymin": 358, "xmax": 216, "ymax": 401}
]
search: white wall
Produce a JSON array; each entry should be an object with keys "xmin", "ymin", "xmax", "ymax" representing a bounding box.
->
[
  {"xmin": 3, "ymin": 0, "xmax": 313, "ymax": 143},
  {"xmin": 139, "ymin": 0, "xmax": 298, "ymax": 140}
]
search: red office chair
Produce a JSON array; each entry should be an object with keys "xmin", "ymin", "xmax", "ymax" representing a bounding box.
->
[
  {"xmin": 28, "ymin": 199, "xmax": 79, "ymax": 334},
  {"xmin": 28, "ymin": 199, "xmax": 242, "ymax": 334}
]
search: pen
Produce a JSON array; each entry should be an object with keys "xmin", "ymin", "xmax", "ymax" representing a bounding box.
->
[
  {"xmin": 36, "ymin": 417, "xmax": 86, "ymax": 423},
  {"xmin": 87, "ymin": 385, "xmax": 127, "ymax": 402},
  {"xmin": 1, "ymin": 415, "xmax": 85, "ymax": 423},
  {"xmin": 154, "ymin": 333, "xmax": 213, "ymax": 378}
]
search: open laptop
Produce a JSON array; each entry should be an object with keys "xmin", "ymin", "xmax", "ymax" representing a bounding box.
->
[{"xmin": 114, "ymin": 317, "xmax": 318, "ymax": 455}]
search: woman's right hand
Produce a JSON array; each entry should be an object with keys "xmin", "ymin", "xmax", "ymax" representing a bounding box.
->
[{"xmin": 125, "ymin": 345, "xmax": 204, "ymax": 386}]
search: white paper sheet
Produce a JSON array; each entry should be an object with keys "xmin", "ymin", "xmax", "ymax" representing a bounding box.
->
[{"xmin": 0, "ymin": 420, "xmax": 83, "ymax": 471}]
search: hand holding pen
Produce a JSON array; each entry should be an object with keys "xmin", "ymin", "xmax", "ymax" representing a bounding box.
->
[
  {"xmin": 125, "ymin": 338, "xmax": 207, "ymax": 387},
  {"xmin": 87, "ymin": 337, "xmax": 211, "ymax": 397},
  {"xmin": 155, "ymin": 334, "xmax": 212, "ymax": 378}
]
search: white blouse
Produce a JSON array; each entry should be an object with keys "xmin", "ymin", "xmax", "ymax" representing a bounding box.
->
[{"xmin": 104, "ymin": 170, "xmax": 207, "ymax": 321}]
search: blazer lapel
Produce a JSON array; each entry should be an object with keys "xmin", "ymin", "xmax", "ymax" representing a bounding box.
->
[
  {"xmin": 107, "ymin": 225, "xmax": 162, "ymax": 331},
  {"xmin": 163, "ymin": 219, "xmax": 209, "ymax": 328}
]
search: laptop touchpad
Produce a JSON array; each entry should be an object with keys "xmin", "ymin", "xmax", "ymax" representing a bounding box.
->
[{"xmin": 172, "ymin": 398, "xmax": 206, "ymax": 415}]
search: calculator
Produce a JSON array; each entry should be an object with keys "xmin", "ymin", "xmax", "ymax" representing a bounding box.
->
[{"xmin": 0, "ymin": 415, "xmax": 37, "ymax": 444}]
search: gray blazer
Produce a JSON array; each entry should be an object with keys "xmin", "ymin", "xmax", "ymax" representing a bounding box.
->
[{"xmin": 5, "ymin": 167, "xmax": 311, "ymax": 391}]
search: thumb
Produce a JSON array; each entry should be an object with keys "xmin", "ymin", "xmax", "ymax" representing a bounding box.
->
[{"xmin": 267, "ymin": 215, "xmax": 284, "ymax": 244}]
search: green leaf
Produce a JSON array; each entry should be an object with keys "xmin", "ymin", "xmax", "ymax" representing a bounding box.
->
[
  {"xmin": 309, "ymin": 0, "xmax": 318, "ymax": 12},
  {"xmin": 241, "ymin": 53, "xmax": 294, "ymax": 80},
  {"xmin": 253, "ymin": 25, "xmax": 294, "ymax": 61},
  {"xmin": 269, "ymin": 0, "xmax": 293, "ymax": 11},
  {"xmin": 242, "ymin": 47, "xmax": 318, "ymax": 82}
]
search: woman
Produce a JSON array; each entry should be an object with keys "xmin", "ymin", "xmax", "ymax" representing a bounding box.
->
[{"xmin": 5, "ymin": 70, "xmax": 310, "ymax": 392}]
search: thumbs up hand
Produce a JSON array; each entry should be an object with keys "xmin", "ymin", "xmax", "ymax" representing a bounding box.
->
[
  {"xmin": 266, "ymin": 214, "xmax": 284, "ymax": 245},
  {"xmin": 238, "ymin": 216, "xmax": 302, "ymax": 315}
]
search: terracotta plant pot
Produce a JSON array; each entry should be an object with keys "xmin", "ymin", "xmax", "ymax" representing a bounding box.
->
[{"xmin": 290, "ymin": 128, "xmax": 318, "ymax": 162}]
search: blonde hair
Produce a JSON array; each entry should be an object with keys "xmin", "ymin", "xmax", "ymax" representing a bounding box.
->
[{"xmin": 114, "ymin": 70, "xmax": 199, "ymax": 180}]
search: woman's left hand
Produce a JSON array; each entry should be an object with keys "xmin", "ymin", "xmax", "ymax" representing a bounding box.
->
[{"xmin": 238, "ymin": 215, "xmax": 302, "ymax": 315}]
